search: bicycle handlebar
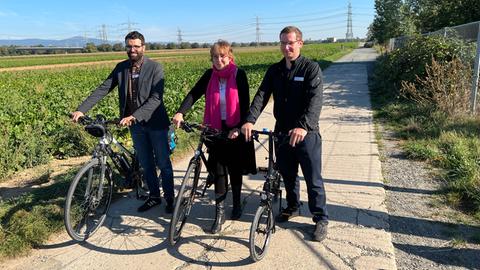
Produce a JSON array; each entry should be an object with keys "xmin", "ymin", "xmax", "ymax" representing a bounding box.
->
[
  {"xmin": 180, "ymin": 121, "xmax": 221, "ymax": 134},
  {"xmin": 77, "ymin": 114, "xmax": 120, "ymax": 126}
]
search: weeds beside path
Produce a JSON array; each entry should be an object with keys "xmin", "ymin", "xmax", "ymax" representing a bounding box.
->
[{"xmin": 380, "ymin": 127, "xmax": 480, "ymax": 269}]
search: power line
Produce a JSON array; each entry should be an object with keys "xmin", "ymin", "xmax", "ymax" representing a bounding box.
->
[
  {"xmin": 346, "ymin": 1, "xmax": 354, "ymax": 41},
  {"xmin": 177, "ymin": 28, "xmax": 183, "ymax": 44}
]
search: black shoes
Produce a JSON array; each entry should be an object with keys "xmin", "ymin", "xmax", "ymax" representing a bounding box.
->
[
  {"xmin": 137, "ymin": 197, "xmax": 161, "ymax": 212},
  {"xmin": 276, "ymin": 206, "xmax": 300, "ymax": 223},
  {"xmin": 313, "ymin": 221, "xmax": 328, "ymax": 242},
  {"xmin": 165, "ymin": 198, "xmax": 174, "ymax": 214},
  {"xmin": 210, "ymin": 203, "xmax": 225, "ymax": 234},
  {"xmin": 230, "ymin": 205, "xmax": 243, "ymax": 220}
]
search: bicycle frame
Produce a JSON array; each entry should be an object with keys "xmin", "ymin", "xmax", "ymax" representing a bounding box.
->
[
  {"xmin": 79, "ymin": 115, "xmax": 142, "ymax": 191},
  {"xmin": 253, "ymin": 129, "xmax": 283, "ymax": 213}
]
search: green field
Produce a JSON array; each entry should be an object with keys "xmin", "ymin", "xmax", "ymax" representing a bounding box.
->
[
  {"xmin": 0, "ymin": 42, "xmax": 358, "ymax": 259},
  {"xmin": 0, "ymin": 42, "xmax": 357, "ymax": 180}
]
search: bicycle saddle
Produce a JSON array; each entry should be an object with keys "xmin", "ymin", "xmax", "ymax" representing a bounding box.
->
[{"xmin": 85, "ymin": 124, "xmax": 106, "ymax": 137}]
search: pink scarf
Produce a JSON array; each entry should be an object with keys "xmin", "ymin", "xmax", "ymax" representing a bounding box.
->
[{"xmin": 203, "ymin": 62, "xmax": 240, "ymax": 129}]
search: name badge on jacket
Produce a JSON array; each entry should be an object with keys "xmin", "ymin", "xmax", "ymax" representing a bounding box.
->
[{"xmin": 294, "ymin": 76, "xmax": 304, "ymax": 82}]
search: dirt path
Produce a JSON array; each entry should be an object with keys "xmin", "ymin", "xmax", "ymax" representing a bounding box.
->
[{"xmin": 0, "ymin": 156, "xmax": 90, "ymax": 200}]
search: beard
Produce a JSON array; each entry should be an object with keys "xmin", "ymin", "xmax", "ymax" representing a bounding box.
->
[{"xmin": 127, "ymin": 51, "xmax": 143, "ymax": 62}]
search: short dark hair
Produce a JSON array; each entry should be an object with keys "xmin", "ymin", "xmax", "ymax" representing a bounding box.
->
[
  {"xmin": 279, "ymin": 26, "xmax": 303, "ymax": 41},
  {"xmin": 125, "ymin": 31, "xmax": 145, "ymax": 44}
]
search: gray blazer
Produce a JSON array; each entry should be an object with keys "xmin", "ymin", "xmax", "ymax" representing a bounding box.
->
[{"xmin": 77, "ymin": 56, "xmax": 170, "ymax": 129}]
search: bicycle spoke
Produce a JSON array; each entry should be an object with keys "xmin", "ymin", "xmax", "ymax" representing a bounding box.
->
[
  {"xmin": 249, "ymin": 205, "xmax": 274, "ymax": 261},
  {"xmin": 169, "ymin": 160, "xmax": 199, "ymax": 245},
  {"xmin": 65, "ymin": 160, "xmax": 113, "ymax": 241}
]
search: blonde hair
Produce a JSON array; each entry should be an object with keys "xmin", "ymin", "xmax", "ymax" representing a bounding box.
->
[{"xmin": 210, "ymin": 40, "xmax": 234, "ymax": 61}]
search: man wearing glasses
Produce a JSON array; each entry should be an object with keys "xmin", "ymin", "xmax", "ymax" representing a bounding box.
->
[
  {"xmin": 71, "ymin": 31, "xmax": 175, "ymax": 214},
  {"xmin": 241, "ymin": 26, "xmax": 328, "ymax": 242}
]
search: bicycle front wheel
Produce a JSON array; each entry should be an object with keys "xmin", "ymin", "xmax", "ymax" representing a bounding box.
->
[
  {"xmin": 64, "ymin": 158, "xmax": 113, "ymax": 241},
  {"xmin": 168, "ymin": 159, "xmax": 201, "ymax": 245},
  {"xmin": 249, "ymin": 204, "xmax": 274, "ymax": 261}
]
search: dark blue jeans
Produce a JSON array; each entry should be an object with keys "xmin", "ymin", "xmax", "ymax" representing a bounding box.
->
[
  {"xmin": 130, "ymin": 124, "xmax": 174, "ymax": 200},
  {"xmin": 276, "ymin": 132, "xmax": 328, "ymax": 223}
]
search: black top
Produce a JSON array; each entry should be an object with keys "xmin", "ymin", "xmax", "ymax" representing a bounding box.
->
[
  {"xmin": 77, "ymin": 57, "xmax": 170, "ymax": 130},
  {"xmin": 245, "ymin": 55, "xmax": 323, "ymax": 133},
  {"xmin": 176, "ymin": 68, "xmax": 250, "ymax": 129}
]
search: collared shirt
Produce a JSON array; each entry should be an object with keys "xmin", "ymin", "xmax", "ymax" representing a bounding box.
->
[
  {"xmin": 126, "ymin": 57, "xmax": 144, "ymax": 116},
  {"xmin": 246, "ymin": 55, "xmax": 323, "ymax": 133}
]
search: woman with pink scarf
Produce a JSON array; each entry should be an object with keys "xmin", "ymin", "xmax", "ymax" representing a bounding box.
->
[{"xmin": 172, "ymin": 40, "xmax": 256, "ymax": 234}]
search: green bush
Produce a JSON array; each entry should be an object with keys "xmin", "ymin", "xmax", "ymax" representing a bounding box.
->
[{"xmin": 376, "ymin": 35, "xmax": 476, "ymax": 97}]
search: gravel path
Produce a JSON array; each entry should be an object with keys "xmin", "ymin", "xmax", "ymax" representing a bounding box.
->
[{"xmin": 380, "ymin": 129, "xmax": 480, "ymax": 269}]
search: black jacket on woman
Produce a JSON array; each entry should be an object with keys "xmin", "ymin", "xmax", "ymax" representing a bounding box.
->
[{"xmin": 177, "ymin": 68, "xmax": 257, "ymax": 175}]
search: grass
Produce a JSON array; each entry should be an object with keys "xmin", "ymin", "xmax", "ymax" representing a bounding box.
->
[
  {"xmin": 0, "ymin": 171, "xmax": 73, "ymax": 259},
  {"xmin": 370, "ymin": 66, "xmax": 480, "ymax": 222}
]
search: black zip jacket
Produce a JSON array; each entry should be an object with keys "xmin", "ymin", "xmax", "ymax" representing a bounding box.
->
[{"xmin": 245, "ymin": 55, "xmax": 323, "ymax": 133}]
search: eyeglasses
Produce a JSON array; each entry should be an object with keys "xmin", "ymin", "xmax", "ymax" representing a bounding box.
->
[
  {"xmin": 280, "ymin": 40, "xmax": 300, "ymax": 47},
  {"xmin": 125, "ymin": 45, "xmax": 143, "ymax": 50}
]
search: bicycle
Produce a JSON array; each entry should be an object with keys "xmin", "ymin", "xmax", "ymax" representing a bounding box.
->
[
  {"xmin": 64, "ymin": 114, "xmax": 148, "ymax": 241},
  {"xmin": 249, "ymin": 129, "xmax": 286, "ymax": 262},
  {"xmin": 168, "ymin": 121, "xmax": 221, "ymax": 246}
]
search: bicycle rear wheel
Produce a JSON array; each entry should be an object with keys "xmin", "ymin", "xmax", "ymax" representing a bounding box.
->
[
  {"xmin": 249, "ymin": 204, "xmax": 274, "ymax": 261},
  {"xmin": 168, "ymin": 159, "xmax": 201, "ymax": 245},
  {"xmin": 64, "ymin": 159, "xmax": 113, "ymax": 241}
]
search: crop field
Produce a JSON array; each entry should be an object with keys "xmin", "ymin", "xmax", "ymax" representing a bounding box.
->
[
  {"xmin": 0, "ymin": 42, "xmax": 357, "ymax": 180},
  {"xmin": 0, "ymin": 46, "xmax": 283, "ymax": 69}
]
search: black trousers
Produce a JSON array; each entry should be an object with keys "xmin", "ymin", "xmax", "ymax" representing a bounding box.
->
[
  {"xmin": 276, "ymin": 132, "xmax": 328, "ymax": 222},
  {"xmin": 206, "ymin": 120, "xmax": 243, "ymax": 205}
]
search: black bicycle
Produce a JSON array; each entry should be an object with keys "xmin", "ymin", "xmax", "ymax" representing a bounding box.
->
[
  {"xmin": 64, "ymin": 114, "xmax": 148, "ymax": 241},
  {"xmin": 168, "ymin": 122, "xmax": 221, "ymax": 246},
  {"xmin": 249, "ymin": 129, "xmax": 285, "ymax": 262}
]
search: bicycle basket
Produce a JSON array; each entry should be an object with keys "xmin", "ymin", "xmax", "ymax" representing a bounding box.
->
[{"xmin": 85, "ymin": 124, "xmax": 106, "ymax": 137}]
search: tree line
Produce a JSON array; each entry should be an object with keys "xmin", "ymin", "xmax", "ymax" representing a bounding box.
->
[
  {"xmin": 368, "ymin": 0, "xmax": 480, "ymax": 44},
  {"xmin": 0, "ymin": 41, "xmax": 286, "ymax": 56}
]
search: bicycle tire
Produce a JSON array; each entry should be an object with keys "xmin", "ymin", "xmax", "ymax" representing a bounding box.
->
[
  {"xmin": 249, "ymin": 204, "xmax": 274, "ymax": 261},
  {"xmin": 168, "ymin": 159, "xmax": 201, "ymax": 245},
  {"xmin": 64, "ymin": 158, "xmax": 113, "ymax": 241}
]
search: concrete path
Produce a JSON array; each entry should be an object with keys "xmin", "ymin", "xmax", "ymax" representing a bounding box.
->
[{"xmin": 1, "ymin": 48, "xmax": 396, "ymax": 270}]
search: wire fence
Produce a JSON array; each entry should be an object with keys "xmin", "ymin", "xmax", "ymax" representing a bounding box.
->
[{"xmin": 388, "ymin": 21, "xmax": 480, "ymax": 113}]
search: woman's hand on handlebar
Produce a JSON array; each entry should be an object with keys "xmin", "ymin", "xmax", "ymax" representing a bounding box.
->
[
  {"xmin": 228, "ymin": 128, "xmax": 240, "ymax": 139},
  {"xmin": 71, "ymin": 111, "xmax": 85, "ymax": 123},
  {"xmin": 172, "ymin": 113, "xmax": 184, "ymax": 129}
]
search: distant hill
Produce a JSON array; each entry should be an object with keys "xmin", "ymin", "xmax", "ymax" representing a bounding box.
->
[{"xmin": 0, "ymin": 36, "xmax": 119, "ymax": 47}]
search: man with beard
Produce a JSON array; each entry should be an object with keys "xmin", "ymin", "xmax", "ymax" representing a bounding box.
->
[{"xmin": 71, "ymin": 31, "xmax": 174, "ymax": 214}]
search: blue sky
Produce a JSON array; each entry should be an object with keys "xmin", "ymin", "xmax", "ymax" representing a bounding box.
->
[{"xmin": 0, "ymin": 0, "xmax": 375, "ymax": 43}]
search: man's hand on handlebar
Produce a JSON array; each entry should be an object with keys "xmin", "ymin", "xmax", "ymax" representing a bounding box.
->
[
  {"xmin": 119, "ymin": 115, "xmax": 136, "ymax": 127},
  {"xmin": 71, "ymin": 111, "xmax": 85, "ymax": 123},
  {"xmin": 241, "ymin": 122, "xmax": 254, "ymax": 142}
]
